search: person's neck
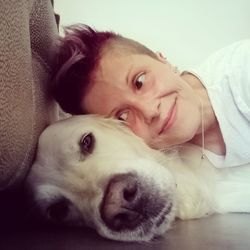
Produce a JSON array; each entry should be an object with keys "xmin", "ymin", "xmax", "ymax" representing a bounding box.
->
[
  {"xmin": 181, "ymin": 72, "xmax": 226, "ymax": 156},
  {"xmin": 190, "ymin": 123, "xmax": 226, "ymax": 155}
]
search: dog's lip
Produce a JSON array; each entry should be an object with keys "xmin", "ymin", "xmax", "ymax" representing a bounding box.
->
[{"xmin": 159, "ymin": 98, "xmax": 177, "ymax": 135}]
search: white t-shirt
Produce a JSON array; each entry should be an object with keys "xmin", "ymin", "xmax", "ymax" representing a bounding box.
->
[{"xmin": 185, "ymin": 40, "xmax": 250, "ymax": 168}]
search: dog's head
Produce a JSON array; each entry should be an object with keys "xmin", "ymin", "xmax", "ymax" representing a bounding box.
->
[{"xmin": 26, "ymin": 115, "xmax": 177, "ymax": 242}]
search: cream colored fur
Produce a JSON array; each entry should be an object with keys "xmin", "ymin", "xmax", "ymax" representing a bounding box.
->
[{"xmin": 26, "ymin": 115, "xmax": 250, "ymax": 242}]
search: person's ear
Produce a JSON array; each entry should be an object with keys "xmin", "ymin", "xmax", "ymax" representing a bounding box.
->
[
  {"xmin": 155, "ymin": 51, "xmax": 180, "ymax": 74},
  {"xmin": 155, "ymin": 51, "xmax": 168, "ymax": 63}
]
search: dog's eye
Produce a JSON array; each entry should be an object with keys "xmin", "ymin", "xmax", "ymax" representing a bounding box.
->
[
  {"xmin": 47, "ymin": 198, "xmax": 69, "ymax": 222},
  {"xmin": 79, "ymin": 132, "xmax": 95, "ymax": 154}
]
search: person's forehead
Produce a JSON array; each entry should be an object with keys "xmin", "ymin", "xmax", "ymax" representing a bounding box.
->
[
  {"xmin": 97, "ymin": 48, "xmax": 132, "ymax": 76},
  {"xmin": 82, "ymin": 77, "xmax": 120, "ymax": 114},
  {"xmin": 83, "ymin": 50, "xmax": 130, "ymax": 114}
]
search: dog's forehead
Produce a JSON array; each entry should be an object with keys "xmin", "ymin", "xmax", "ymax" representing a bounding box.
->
[
  {"xmin": 44, "ymin": 116, "xmax": 116, "ymax": 136},
  {"xmin": 37, "ymin": 115, "xmax": 152, "ymax": 166},
  {"xmin": 40, "ymin": 115, "xmax": 131, "ymax": 149}
]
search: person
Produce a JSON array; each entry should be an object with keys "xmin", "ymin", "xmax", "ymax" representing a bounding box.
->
[{"xmin": 52, "ymin": 24, "xmax": 250, "ymax": 168}]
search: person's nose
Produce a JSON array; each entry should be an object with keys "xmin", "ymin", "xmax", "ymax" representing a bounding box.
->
[{"xmin": 135, "ymin": 98, "xmax": 160, "ymax": 124}]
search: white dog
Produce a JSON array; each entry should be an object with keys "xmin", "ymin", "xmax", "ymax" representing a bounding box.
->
[{"xmin": 26, "ymin": 115, "xmax": 250, "ymax": 242}]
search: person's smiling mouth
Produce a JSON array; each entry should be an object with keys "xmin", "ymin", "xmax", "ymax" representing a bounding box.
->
[{"xmin": 159, "ymin": 98, "xmax": 177, "ymax": 134}]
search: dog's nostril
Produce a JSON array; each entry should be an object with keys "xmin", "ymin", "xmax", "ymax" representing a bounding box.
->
[{"xmin": 123, "ymin": 185, "xmax": 137, "ymax": 202}]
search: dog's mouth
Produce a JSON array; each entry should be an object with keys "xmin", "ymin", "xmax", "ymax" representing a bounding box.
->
[{"xmin": 98, "ymin": 173, "xmax": 175, "ymax": 241}]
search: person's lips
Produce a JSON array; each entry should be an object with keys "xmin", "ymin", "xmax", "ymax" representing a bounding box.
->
[{"xmin": 159, "ymin": 98, "xmax": 177, "ymax": 134}]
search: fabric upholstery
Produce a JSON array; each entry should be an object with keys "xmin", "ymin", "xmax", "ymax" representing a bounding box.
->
[{"xmin": 0, "ymin": 0, "xmax": 59, "ymax": 190}]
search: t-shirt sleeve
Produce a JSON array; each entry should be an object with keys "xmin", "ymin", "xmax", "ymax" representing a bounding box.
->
[
  {"xmin": 228, "ymin": 40, "xmax": 250, "ymax": 121},
  {"xmin": 194, "ymin": 39, "xmax": 250, "ymax": 121},
  {"xmin": 186, "ymin": 40, "xmax": 250, "ymax": 167}
]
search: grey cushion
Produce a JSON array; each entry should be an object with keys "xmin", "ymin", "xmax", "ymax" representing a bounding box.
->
[{"xmin": 0, "ymin": 0, "xmax": 59, "ymax": 190}]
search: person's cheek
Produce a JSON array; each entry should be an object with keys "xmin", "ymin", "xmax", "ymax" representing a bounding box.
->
[{"xmin": 132, "ymin": 124, "xmax": 151, "ymax": 143}]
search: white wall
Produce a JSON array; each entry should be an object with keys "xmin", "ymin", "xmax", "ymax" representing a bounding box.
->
[{"xmin": 55, "ymin": 0, "xmax": 250, "ymax": 69}]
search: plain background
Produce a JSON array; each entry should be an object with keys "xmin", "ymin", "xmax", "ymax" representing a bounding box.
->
[{"xmin": 54, "ymin": 0, "xmax": 250, "ymax": 69}]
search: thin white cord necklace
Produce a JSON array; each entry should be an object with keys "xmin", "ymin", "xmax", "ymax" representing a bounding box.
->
[{"xmin": 198, "ymin": 96, "xmax": 206, "ymax": 160}]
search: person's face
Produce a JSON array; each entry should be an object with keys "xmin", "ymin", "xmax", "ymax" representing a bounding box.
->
[{"xmin": 82, "ymin": 48, "xmax": 202, "ymax": 149}]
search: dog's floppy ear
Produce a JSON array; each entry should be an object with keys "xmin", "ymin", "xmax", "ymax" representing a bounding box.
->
[
  {"xmin": 28, "ymin": 184, "xmax": 82, "ymax": 225},
  {"xmin": 29, "ymin": 184, "xmax": 70, "ymax": 222},
  {"xmin": 31, "ymin": 184, "xmax": 63, "ymax": 208}
]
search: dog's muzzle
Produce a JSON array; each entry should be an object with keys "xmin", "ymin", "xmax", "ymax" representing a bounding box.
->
[{"xmin": 100, "ymin": 173, "xmax": 171, "ymax": 232}]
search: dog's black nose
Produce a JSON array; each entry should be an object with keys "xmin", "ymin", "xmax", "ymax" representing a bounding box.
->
[{"xmin": 101, "ymin": 173, "xmax": 145, "ymax": 231}]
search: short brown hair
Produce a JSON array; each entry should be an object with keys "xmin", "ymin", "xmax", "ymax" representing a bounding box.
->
[{"xmin": 52, "ymin": 24, "xmax": 157, "ymax": 114}]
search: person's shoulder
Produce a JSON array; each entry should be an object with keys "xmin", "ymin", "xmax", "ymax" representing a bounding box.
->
[
  {"xmin": 207, "ymin": 39, "xmax": 250, "ymax": 62},
  {"xmin": 226, "ymin": 39, "xmax": 250, "ymax": 61},
  {"xmin": 226, "ymin": 40, "xmax": 250, "ymax": 120},
  {"xmin": 186, "ymin": 40, "xmax": 250, "ymax": 89},
  {"xmin": 198, "ymin": 39, "xmax": 250, "ymax": 72},
  {"xmin": 215, "ymin": 39, "xmax": 250, "ymax": 52},
  {"xmin": 229, "ymin": 39, "xmax": 250, "ymax": 50}
]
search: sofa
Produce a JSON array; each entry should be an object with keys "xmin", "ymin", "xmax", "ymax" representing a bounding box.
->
[
  {"xmin": 0, "ymin": 0, "xmax": 250, "ymax": 249},
  {"xmin": 0, "ymin": 0, "xmax": 59, "ymax": 190}
]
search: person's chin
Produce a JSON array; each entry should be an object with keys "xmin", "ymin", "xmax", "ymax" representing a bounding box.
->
[
  {"xmin": 148, "ymin": 137, "xmax": 172, "ymax": 151},
  {"xmin": 149, "ymin": 131, "xmax": 191, "ymax": 151}
]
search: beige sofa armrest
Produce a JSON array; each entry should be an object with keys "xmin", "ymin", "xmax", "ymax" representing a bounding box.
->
[{"xmin": 0, "ymin": 0, "xmax": 59, "ymax": 190}]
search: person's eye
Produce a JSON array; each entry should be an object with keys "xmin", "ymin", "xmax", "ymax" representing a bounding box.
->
[
  {"xmin": 117, "ymin": 111, "xmax": 129, "ymax": 121},
  {"xmin": 134, "ymin": 73, "xmax": 146, "ymax": 90}
]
